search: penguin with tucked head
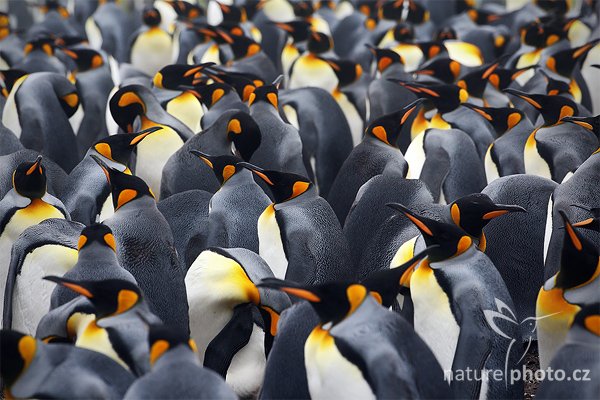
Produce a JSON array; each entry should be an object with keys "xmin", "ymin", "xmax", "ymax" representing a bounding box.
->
[
  {"xmin": 62, "ymin": 126, "xmax": 160, "ymax": 225},
  {"xmin": 123, "ymin": 323, "xmax": 237, "ymax": 400},
  {"xmin": 0, "ymin": 156, "xmax": 69, "ymax": 320},
  {"xmin": 185, "ymin": 247, "xmax": 291, "ymax": 398},
  {"xmin": 388, "ymin": 203, "xmax": 523, "ymax": 399},
  {"xmin": 128, "ymin": 6, "xmax": 173, "ymax": 78},
  {"xmin": 190, "ymin": 151, "xmax": 270, "ymax": 253},
  {"xmin": 239, "ymin": 162, "xmax": 352, "ymax": 284},
  {"xmin": 93, "ymin": 156, "xmax": 189, "ymax": 333},
  {"xmin": 15, "ymin": 36, "xmax": 66, "ymax": 75},
  {"xmin": 258, "ymin": 277, "xmax": 449, "ymax": 399},
  {"xmin": 536, "ymin": 303, "xmax": 600, "ymax": 399},
  {"xmin": 327, "ymin": 99, "xmax": 422, "ymax": 225},
  {"xmin": 0, "ymin": 329, "xmax": 135, "ymax": 399},
  {"xmin": 536, "ymin": 211, "xmax": 600, "ymax": 370},
  {"xmin": 109, "ymin": 84, "xmax": 194, "ymax": 196}
]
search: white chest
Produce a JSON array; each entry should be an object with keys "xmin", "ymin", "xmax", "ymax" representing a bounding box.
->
[{"xmin": 257, "ymin": 205, "xmax": 288, "ymax": 279}]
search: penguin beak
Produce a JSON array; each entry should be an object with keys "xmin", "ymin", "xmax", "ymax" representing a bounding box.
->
[
  {"xmin": 257, "ymin": 278, "xmax": 321, "ymax": 302},
  {"xmin": 90, "ymin": 154, "xmax": 113, "ymax": 183},
  {"xmin": 571, "ymin": 218, "xmax": 599, "ymax": 231},
  {"xmin": 43, "ymin": 275, "xmax": 94, "ymax": 298},
  {"xmin": 272, "ymin": 75, "xmax": 284, "ymax": 89},
  {"xmin": 400, "ymin": 98, "xmax": 426, "ymax": 123},
  {"xmin": 26, "ymin": 155, "xmax": 43, "ymax": 176},
  {"xmin": 189, "ymin": 150, "xmax": 215, "ymax": 169},
  {"xmin": 129, "ymin": 126, "xmax": 163, "ymax": 146},
  {"xmin": 237, "ymin": 162, "xmax": 274, "ymax": 185},
  {"xmin": 482, "ymin": 204, "xmax": 526, "ymax": 220},
  {"xmin": 558, "ymin": 211, "xmax": 584, "ymax": 251},
  {"xmin": 504, "ymin": 89, "xmax": 542, "ymax": 110},
  {"xmin": 560, "ymin": 116, "xmax": 594, "ymax": 131},
  {"xmin": 386, "ymin": 203, "xmax": 435, "ymax": 237}
]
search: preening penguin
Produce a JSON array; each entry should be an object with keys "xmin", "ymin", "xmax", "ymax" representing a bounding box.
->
[
  {"xmin": 123, "ymin": 323, "xmax": 237, "ymax": 400},
  {"xmin": 185, "ymin": 247, "xmax": 291, "ymax": 398},
  {"xmin": 239, "ymin": 162, "xmax": 353, "ymax": 284}
]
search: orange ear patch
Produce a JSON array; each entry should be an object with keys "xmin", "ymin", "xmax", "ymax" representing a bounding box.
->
[
  {"xmin": 281, "ymin": 287, "xmax": 321, "ymax": 302},
  {"xmin": 117, "ymin": 189, "xmax": 138, "ymax": 210},
  {"xmin": 103, "ymin": 233, "xmax": 117, "ymax": 252},
  {"xmin": 371, "ymin": 126, "xmax": 389, "ymax": 144},
  {"xmin": 404, "ymin": 213, "xmax": 434, "ymax": 236}
]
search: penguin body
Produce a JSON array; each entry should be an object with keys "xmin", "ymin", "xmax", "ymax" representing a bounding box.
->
[
  {"xmin": 279, "ymin": 87, "xmax": 353, "ymax": 198},
  {"xmin": 482, "ymin": 174, "xmax": 557, "ymax": 340},
  {"xmin": 2, "ymin": 218, "xmax": 81, "ymax": 332},
  {"xmin": 440, "ymin": 106, "xmax": 497, "ymax": 159},
  {"xmin": 129, "ymin": 7, "xmax": 173, "ymax": 77},
  {"xmin": 0, "ymin": 124, "xmax": 23, "ymax": 155},
  {"xmin": 405, "ymin": 128, "xmax": 486, "ymax": 204},
  {"xmin": 185, "ymin": 247, "xmax": 291, "ymax": 398},
  {"xmin": 0, "ymin": 330, "xmax": 135, "ymax": 399},
  {"xmin": 86, "ymin": 0, "xmax": 131, "ymax": 62},
  {"xmin": 2, "ymin": 72, "xmax": 81, "ymax": 172}
]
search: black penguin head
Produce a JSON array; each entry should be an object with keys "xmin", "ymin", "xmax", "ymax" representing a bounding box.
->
[
  {"xmin": 415, "ymin": 41, "xmax": 448, "ymax": 62},
  {"xmin": 0, "ymin": 12, "xmax": 10, "ymax": 40},
  {"xmin": 91, "ymin": 155, "xmax": 155, "ymax": 210},
  {"xmin": 436, "ymin": 26, "xmax": 457, "ymax": 41},
  {"xmin": 361, "ymin": 247, "xmax": 437, "ymax": 308},
  {"xmin": 43, "ymin": 276, "xmax": 142, "ymax": 319},
  {"xmin": 392, "ymin": 23, "xmax": 414, "ymax": 42},
  {"xmin": 226, "ymin": 112, "xmax": 262, "ymax": 160},
  {"xmin": 307, "ymin": 31, "xmax": 333, "ymax": 54},
  {"xmin": 219, "ymin": 2, "xmax": 248, "ymax": 23},
  {"xmin": 152, "ymin": 63, "xmax": 216, "ymax": 89},
  {"xmin": 229, "ymin": 34, "xmax": 262, "ymax": 60},
  {"xmin": 463, "ymin": 103, "xmax": 525, "ymax": 135},
  {"xmin": 61, "ymin": 48, "xmax": 104, "ymax": 73},
  {"xmin": 555, "ymin": 211, "xmax": 600, "ymax": 290},
  {"xmin": 504, "ymin": 88, "xmax": 578, "ymax": 126},
  {"xmin": 534, "ymin": 0, "xmax": 571, "ymax": 15},
  {"xmin": 413, "ymin": 58, "xmax": 461, "ymax": 84},
  {"xmin": 12, "ymin": 156, "xmax": 46, "ymax": 199},
  {"xmin": 77, "ymin": 223, "xmax": 117, "ymax": 253},
  {"xmin": 23, "ymin": 36, "xmax": 55, "ymax": 56},
  {"xmin": 206, "ymin": 70, "xmax": 261, "ymax": 102},
  {"xmin": 248, "ymin": 83, "xmax": 279, "ymax": 109},
  {"xmin": 367, "ymin": 45, "xmax": 404, "ymax": 74},
  {"xmin": 238, "ymin": 162, "xmax": 312, "ymax": 203},
  {"xmin": 92, "ymin": 126, "xmax": 161, "ymax": 164},
  {"xmin": 365, "ymin": 98, "xmax": 425, "ymax": 146},
  {"xmin": 319, "ymin": 57, "xmax": 362, "ymax": 88},
  {"xmin": 143, "ymin": 6, "xmax": 162, "ymax": 27},
  {"xmin": 167, "ymin": 0, "xmax": 203, "ymax": 20},
  {"xmin": 292, "ymin": 0, "xmax": 314, "ymax": 17},
  {"xmin": 189, "ymin": 82, "xmax": 233, "ymax": 108},
  {"xmin": 561, "ymin": 115, "xmax": 600, "ymax": 139},
  {"xmin": 546, "ymin": 39, "xmax": 600, "ymax": 77},
  {"xmin": 0, "ymin": 330, "xmax": 37, "ymax": 388},
  {"xmin": 467, "ymin": 8, "xmax": 501, "ymax": 25},
  {"xmin": 487, "ymin": 65, "xmax": 537, "ymax": 91},
  {"xmin": 449, "ymin": 193, "xmax": 526, "ymax": 239},
  {"xmin": 387, "ymin": 203, "xmax": 474, "ymax": 263},
  {"xmin": 389, "ymin": 81, "xmax": 468, "ymax": 114},
  {"xmin": 109, "ymin": 86, "xmax": 149, "ymax": 132},
  {"xmin": 257, "ymin": 278, "xmax": 368, "ymax": 326},
  {"xmin": 273, "ymin": 20, "xmax": 311, "ymax": 43},
  {"xmin": 456, "ymin": 59, "xmax": 503, "ymax": 99},
  {"xmin": 571, "ymin": 303, "xmax": 600, "ymax": 336},
  {"xmin": 0, "ymin": 69, "xmax": 28, "ymax": 97},
  {"xmin": 520, "ymin": 20, "xmax": 564, "ymax": 48},
  {"xmin": 39, "ymin": 0, "xmax": 70, "ymax": 17},
  {"xmin": 570, "ymin": 204, "xmax": 600, "ymax": 231},
  {"xmin": 147, "ymin": 324, "xmax": 198, "ymax": 366},
  {"xmin": 190, "ymin": 151, "xmax": 242, "ymax": 185},
  {"xmin": 539, "ymin": 70, "xmax": 572, "ymax": 96}
]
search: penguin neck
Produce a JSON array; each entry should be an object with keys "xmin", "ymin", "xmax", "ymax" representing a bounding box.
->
[
  {"xmin": 78, "ymin": 243, "xmax": 119, "ymax": 263},
  {"xmin": 251, "ymin": 102, "xmax": 280, "ymax": 117},
  {"xmin": 114, "ymin": 196, "xmax": 155, "ymax": 212},
  {"xmin": 274, "ymin": 186, "xmax": 316, "ymax": 207},
  {"xmin": 429, "ymin": 244, "xmax": 478, "ymax": 269},
  {"xmin": 154, "ymin": 345, "xmax": 200, "ymax": 368},
  {"xmin": 364, "ymin": 134, "xmax": 399, "ymax": 149},
  {"xmin": 222, "ymin": 169, "xmax": 253, "ymax": 187},
  {"xmin": 86, "ymin": 150, "xmax": 128, "ymax": 172}
]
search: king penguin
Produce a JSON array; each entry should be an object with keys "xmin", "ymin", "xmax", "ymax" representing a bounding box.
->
[
  {"xmin": 239, "ymin": 162, "xmax": 353, "ymax": 284},
  {"xmin": 129, "ymin": 6, "xmax": 174, "ymax": 78},
  {"xmin": 388, "ymin": 203, "xmax": 523, "ymax": 399}
]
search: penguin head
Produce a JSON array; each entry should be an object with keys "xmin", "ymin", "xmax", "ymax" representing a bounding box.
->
[
  {"xmin": 534, "ymin": 0, "xmax": 571, "ymax": 15},
  {"xmin": 487, "ymin": 65, "xmax": 537, "ymax": 91},
  {"xmin": 413, "ymin": 57, "xmax": 462, "ymax": 84},
  {"xmin": 229, "ymin": 34, "xmax": 262, "ymax": 60},
  {"xmin": 389, "ymin": 81, "xmax": 468, "ymax": 114},
  {"xmin": 23, "ymin": 36, "xmax": 55, "ymax": 56},
  {"xmin": 0, "ymin": 69, "xmax": 28, "ymax": 97},
  {"xmin": 153, "ymin": 63, "xmax": 216, "ymax": 89},
  {"xmin": 109, "ymin": 86, "xmax": 148, "ymax": 132},
  {"xmin": 0, "ymin": 330, "xmax": 37, "ymax": 388},
  {"xmin": 142, "ymin": 6, "xmax": 162, "ymax": 27},
  {"xmin": 43, "ymin": 276, "xmax": 142, "ymax": 319},
  {"xmin": 361, "ymin": 247, "xmax": 437, "ymax": 307},
  {"xmin": 77, "ymin": 223, "xmax": 117, "ymax": 253},
  {"xmin": 570, "ymin": 204, "xmax": 600, "ymax": 231},
  {"xmin": 219, "ymin": 2, "xmax": 248, "ymax": 23},
  {"xmin": 387, "ymin": 203, "xmax": 474, "ymax": 263},
  {"xmin": 456, "ymin": 59, "xmax": 503, "ymax": 99},
  {"xmin": 539, "ymin": 70, "xmax": 571, "ymax": 97},
  {"xmin": 365, "ymin": 98, "xmax": 425, "ymax": 146},
  {"xmin": 392, "ymin": 23, "xmax": 414, "ymax": 42},
  {"xmin": 147, "ymin": 324, "xmax": 198, "ymax": 366},
  {"xmin": 467, "ymin": 8, "xmax": 501, "ymax": 25},
  {"xmin": 319, "ymin": 58, "xmax": 362, "ymax": 88},
  {"xmin": 449, "ymin": 193, "xmax": 526, "ymax": 240},
  {"xmin": 415, "ymin": 41, "xmax": 448, "ymax": 62},
  {"xmin": 436, "ymin": 27, "xmax": 457, "ymax": 41},
  {"xmin": 200, "ymin": 70, "xmax": 260, "ymax": 102},
  {"xmin": 292, "ymin": 0, "xmax": 315, "ymax": 17},
  {"xmin": 0, "ymin": 12, "xmax": 11, "ymax": 40},
  {"xmin": 61, "ymin": 48, "xmax": 104, "ymax": 73},
  {"xmin": 91, "ymin": 155, "xmax": 155, "ymax": 210},
  {"xmin": 238, "ymin": 162, "xmax": 312, "ymax": 203},
  {"xmin": 520, "ymin": 20, "xmax": 565, "ymax": 48},
  {"xmin": 463, "ymin": 103, "xmax": 525, "ymax": 135},
  {"xmin": 168, "ymin": 0, "xmax": 203, "ymax": 21},
  {"xmin": 273, "ymin": 20, "xmax": 311, "ymax": 43},
  {"xmin": 248, "ymin": 83, "xmax": 279, "ymax": 109},
  {"xmin": 190, "ymin": 151, "xmax": 243, "ymax": 185},
  {"xmin": 258, "ymin": 278, "xmax": 368, "ymax": 326},
  {"xmin": 366, "ymin": 45, "xmax": 404, "ymax": 74},
  {"xmin": 546, "ymin": 39, "xmax": 600, "ymax": 77},
  {"xmin": 307, "ymin": 31, "xmax": 333, "ymax": 54},
  {"xmin": 92, "ymin": 127, "xmax": 162, "ymax": 165},
  {"xmin": 504, "ymin": 89, "xmax": 578, "ymax": 126},
  {"xmin": 12, "ymin": 156, "xmax": 46, "ymax": 199},
  {"xmin": 39, "ymin": 0, "xmax": 70, "ymax": 18},
  {"xmin": 554, "ymin": 211, "xmax": 599, "ymax": 290},
  {"xmin": 189, "ymin": 82, "xmax": 233, "ymax": 109},
  {"xmin": 571, "ymin": 303, "xmax": 600, "ymax": 337},
  {"xmin": 561, "ymin": 115, "xmax": 599, "ymax": 139},
  {"xmin": 226, "ymin": 112, "xmax": 262, "ymax": 160}
]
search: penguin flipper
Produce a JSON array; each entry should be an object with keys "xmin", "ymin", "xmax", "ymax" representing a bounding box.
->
[
  {"xmin": 203, "ymin": 302, "xmax": 255, "ymax": 377},
  {"xmin": 450, "ymin": 322, "xmax": 493, "ymax": 398},
  {"xmin": 419, "ymin": 147, "xmax": 451, "ymax": 203}
]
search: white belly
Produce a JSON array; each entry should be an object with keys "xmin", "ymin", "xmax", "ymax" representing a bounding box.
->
[
  {"xmin": 11, "ymin": 245, "xmax": 78, "ymax": 333},
  {"xmin": 542, "ymin": 195, "xmax": 553, "ymax": 265},
  {"xmin": 335, "ymin": 92, "xmax": 363, "ymax": 147},
  {"xmin": 98, "ymin": 195, "xmax": 115, "ymax": 222},
  {"xmin": 85, "ymin": 18, "xmax": 103, "ymax": 50},
  {"xmin": 257, "ymin": 204, "xmax": 288, "ymax": 279},
  {"xmin": 411, "ymin": 266, "xmax": 460, "ymax": 375},
  {"xmin": 134, "ymin": 128, "xmax": 183, "ymax": 196},
  {"xmin": 166, "ymin": 92, "xmax": 203, "ymax": 133},
  {"xmin": 484, "ymin": 144, "xmax": 500, "ymax": 184},
  {"xmin": 524, "ymin": 132, "xmax": 552, "ymax": 179},
  {"xmin": 70, "ymin": 104, "xmax": 85, "ymax": 135},
  {"xmin": 305, "ymin": 328, "xmax": 375, "ymax": 400},
  {"xmin": 289, "ymin": 57, "xmax": 338, "ymax": 93},
  {"xmin": 131, "ymin": 30, "xmax": 173, "ymax": 77},
  {"xmin": 226, "ymin": 324, "xmax": 266, "ymax": 398},
  {"xmin": 2, "ymin": 75, "xmax": 27, "ymax": 138},
  {"xmin": 405, "ymin": 131, "xmax": 426, "ymax": 179}
]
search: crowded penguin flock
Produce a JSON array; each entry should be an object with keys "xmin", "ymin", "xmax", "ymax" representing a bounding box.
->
[{"xmin": 0, "ymin": 0, "xmax": 599, "ymax": 398}]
